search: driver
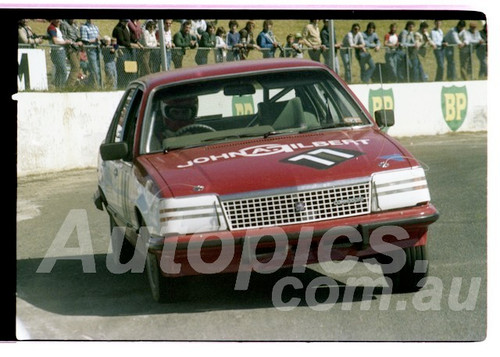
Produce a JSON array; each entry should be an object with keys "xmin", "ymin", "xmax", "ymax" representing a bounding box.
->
[{"xmin": 158, "ymin": 96, "xmax": 199, "ymax": 138}]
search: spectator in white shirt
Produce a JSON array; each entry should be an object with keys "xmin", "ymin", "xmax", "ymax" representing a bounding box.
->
[
  {"xmin": 340, "ymin": 23, "xmax": 365, "ymax": 83},
  {"xmin": 430, "ymin": 20, "xmax": 445, "ymax": 81}
]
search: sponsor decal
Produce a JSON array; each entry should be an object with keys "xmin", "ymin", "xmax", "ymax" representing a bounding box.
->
[
  {"xmin": 282, "ymin": 148, "xmax": 363, "ymax": 170},
  {"xmin": 441, "ymin": 85, "xmax": 467, "ymax": 131},
  {"xmin": 177, "ymin": 139, "xmax": 370, "ymax": 168}
]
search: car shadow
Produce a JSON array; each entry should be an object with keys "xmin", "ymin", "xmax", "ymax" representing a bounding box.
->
[{"xmin": 17, "ymin": 254, "xmax": 389, "ymax": 316}]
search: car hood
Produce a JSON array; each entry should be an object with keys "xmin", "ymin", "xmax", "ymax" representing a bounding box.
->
[{"xmin": 145, "ymin": 128, "xmax": 417, "ymax": 198}]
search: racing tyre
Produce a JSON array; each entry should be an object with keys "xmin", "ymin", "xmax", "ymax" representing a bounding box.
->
[
  {"xmin": 109, "ymin": 214, "xmax": 135, "ymax": 264},
  {"xmin": 146, "ymin": 251, "xmax": 172, "ymax": 303},
  {"xmin": 381, "ymin": 245, "xmax": 428, "ymax": 293}
]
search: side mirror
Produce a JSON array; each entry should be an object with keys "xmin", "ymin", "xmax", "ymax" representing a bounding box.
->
[
  {"xmin": 100, "ymin": 142, "xmax": 128, "ymax": 161},
  {"xmin": 374, "ymin": 109, "xmax": 395, "ymax": 128}
]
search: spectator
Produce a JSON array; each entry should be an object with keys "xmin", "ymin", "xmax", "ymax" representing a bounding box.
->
[
  {"xmin": 156, "ymin": 19, "xmax": 174, "ymax": 71},
  {"xmin": 18, "ymin": 19, "xmax": 45, "ymax": 45},
  {"xmin": 101, "ymin": 36, "xmax": 118, "ymax": 89},
  {"xmin": 477, "ymin": 21, "xmax": 487, "ymax": 79},
  {"xmin": 60, "ymin": 19, "xmax": 83, "ymax": 88},
  {"xmin": 226, "ymin": 20, "xmax": 243, "ymax": 61},
  {"xmin": 128, "ymin": 19, "xmax": 144, "ymax": 79},
  {"xmin": 340, "ymin": 23, "xmax": 365, "ymax": 83},
  {"xmin": 443, "ymin": 20, "xmax": 466, "ymax": 81},
  {"xmin": 239, "ymin": 21, "xmax": 260, "ymax": 59},
  {"xmin": 191, "ymin": 20, "xmax": 207, "ymax": 42},
  {"xmin": 195, "ymin": 22, "xmax": 216, "ymax": 65},
  {"xmin": 215, "ymin": 26, "xmax": 227, "ymax": 63},
  {"xmin": 460, "ymin": 21, "xmax": 482, "ymax": 80},
  {"xmin": 282, "ymin": 33, "xmax": 303, "ymax": 58},
  {"xmin": 173, "ymin": 20, "xmax": 197, "ymax": 68},
  {"xmin": 320, "ymin": 20, "xmax": 340, "ymax": 72},
  {"xmin": 430, "ymin": 20, "xmax": 445, "ymax": 81},
  {"xmin": 80, "ymin": 19, "xmax": 102, "ymax": 88},
  {"xmin": 47, "ymin": 19, "xmax": 71, "ymax": 89},
  {"xmin": 140, "ymin": 20, "xmax": 158, "ymax": 75},
  {"xmin": 361, "ymin": 22, "xmax": 380, "ymax": 83},
  {"xmin": 302, "ymin": 19, "xmax": 323, "ymax": 62},
  {"xmin": 384, "ymin": 23, "xmax": 400, "ymax": 82},
  {"xmin": 113, "ymin": 19, "xmax": 141, "ymax": 88},
  {"xmin": 257, "ymin": 20, "xmax": 279, "ymax": 59},
  {"xmin": 398, "ymin": 21, "xmax": 417, "ymax": 82},
  {"xmin": 414, "ymin": 21, "xmax": 434, "ymax": 82}
]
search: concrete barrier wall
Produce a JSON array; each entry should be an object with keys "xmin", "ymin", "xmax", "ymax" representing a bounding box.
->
[{"xmin": 15, "ymin": 80, "xmax": 487, "ymax": 177}]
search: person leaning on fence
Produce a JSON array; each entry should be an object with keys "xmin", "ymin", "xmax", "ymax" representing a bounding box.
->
[
  {"xmin": 195, "ymin": 22, "xmax": 216, "ymax": 65},
  {"xmin": 430, "ymin": 20, "xmax": 445, "ymax": 81},
  {"xmin": 60, "ymin": 19, "xmax": 83, "ymax": 88},
  {"xmin": 226, "ymin": 20, "xmax": 243, "ymax": 61},
  {"xmin": 140, "ymin": 20, "xmax": 158, "ymax": 75},
  {"xmin": 101, "ymin": 36, "xmax": 118, "ymax": 89},
  {"xmin": 340, "ymin": 23, "xmax": 365, "ymax": 84},
  {"xmin": 215, "ymin": 26, "xmax": 228, "ymax": 63},
  {"xmin": 360, "ymin": 22, "xmax": 380, "ymax": 83},
  {"xmin": 156, "ymin": 19, "xmax": 174, "ymax": 71},
  {"xmin": 320, "ymin": 20, "xmax": 340, "ymax": 71},
  {"xmin": 384, "ymin": 23, "xmax": 400, "ymax": 82},
  {"xmin": 257, "ymin": 20, "xmax": 280, "ymax": 59},
  {"xmin": 282, "ymin": 33, "xmax": 303, "ymax": 58},
  {"xmin": 302, "ymin": 19, "xmax": 324, "ymax": 62},
  {"xmin": 173, "ymin": 20, "xmax": 198, "ymax": 68},
  {"xmin": 398, "ymin": 21, "xmax": 417, "ymax": 82},
  {"xmin": 460, "ymin": 21, "xmax": 483, "ymax": 80},
  {"xmin": 80, "ymin": 19, "xmax": 102, "ymax": 88},
  {"xmin": 414, "ymin": 21, "xmax": 435, "ymax": 82},
  {"xmin": 239, "ymin": 21, "xmax": 260, "ymax": 60},
  {"xmin": 113, "ymin": 19, "xmax": 141, "ymax": 88},
  {"xmin": 18, "ymin": 19, "xmax": 45, "ymax": 45},
  {"xmin": 477, "ymin": 21, "xmax": 487, "ymax": 79},
  {"xmin": 443, "ymin": 20, "xmax": 466, "ymax": 81},
  {"xmin": 47, "ymin": 19, "xmax": 71, "ymax": 89}
]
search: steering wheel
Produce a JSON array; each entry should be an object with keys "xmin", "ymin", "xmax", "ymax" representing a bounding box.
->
[{"xmin": 174, "ymin": 123, "xmax": 216, "ymax": 136}]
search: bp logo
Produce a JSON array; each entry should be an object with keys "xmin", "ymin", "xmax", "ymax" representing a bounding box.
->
[
  {"xmin": 368, "ymin": 88, "xmax": 394, "ymax": 116},
  {"xmin": 368, "ymin": 88, "xmax": 394, "ymax": 132},
  {"xmin": 441, "ymin": 86, "xmax": 467, "ymax": 131}
]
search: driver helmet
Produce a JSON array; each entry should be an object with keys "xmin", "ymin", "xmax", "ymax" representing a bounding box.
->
[{"xmin": 161, "ymin": 96, "xmax": 198, "ymax": 131}]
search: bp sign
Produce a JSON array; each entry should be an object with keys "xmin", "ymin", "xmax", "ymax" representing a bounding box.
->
[
  {"xmin": 368, "ymin": 88, "xmax": 394, "ymax": 115},
  {"xmin": 368, "ymin": 88, "xmax": 394, "ymax": 132},
  {"xmin": 441, "ymin": 86, "xmax": 467, "ymax": 131}
]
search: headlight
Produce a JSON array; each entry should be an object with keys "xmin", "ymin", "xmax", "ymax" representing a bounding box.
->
[
  {"xmin": 371, "ymin": 167, "xmax": 431, "ymax": 211},
  {"xmin": 159, "ymin": 195, "xmax": 228, "ymax": 235}
]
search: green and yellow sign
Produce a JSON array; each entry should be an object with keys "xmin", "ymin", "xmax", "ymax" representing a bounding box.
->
[
  {"xmin": 441, "ymin": 85, "xmax": 467, "ymax": 131},
  {"xmin": 369, "ymin": 88, "xmax": 394, "ymax": 132},
  {"xmin": 232, "ymin": 95, "xmax": 255, "ymax": 116}
]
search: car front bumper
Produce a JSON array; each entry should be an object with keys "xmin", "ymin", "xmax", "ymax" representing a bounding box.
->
[{"xmin": 149, "ymin": 203, "xmax": 439, "ymax": 277}]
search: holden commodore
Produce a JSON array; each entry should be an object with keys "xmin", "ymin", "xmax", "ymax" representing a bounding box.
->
[{"xmin": 94, "ymin": 58, "xmax": 439, "ymax": 302}]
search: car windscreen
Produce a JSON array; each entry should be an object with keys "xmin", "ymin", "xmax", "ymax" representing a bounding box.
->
[{"xmin": 140, "ymin": 69, "xmax": 371, "ymax": 153}]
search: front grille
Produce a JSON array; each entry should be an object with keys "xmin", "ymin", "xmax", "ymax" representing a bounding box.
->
[{"xmin": 221, "ymin": 182, "xmax": 371, "ymax": 230}]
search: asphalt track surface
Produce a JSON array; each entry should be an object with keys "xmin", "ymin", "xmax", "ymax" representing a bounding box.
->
[{"xmin": 16, "ymin": 132, "xmax": 487, "ymax": 342}]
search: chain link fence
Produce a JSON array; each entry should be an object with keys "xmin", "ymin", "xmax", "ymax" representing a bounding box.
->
[{"xmin": 18, "ymin": 42, "xmax": 487, "ymax": 92}]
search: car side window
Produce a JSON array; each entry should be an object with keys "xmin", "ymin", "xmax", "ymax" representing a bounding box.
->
[{"xmin": 106, "ymin": 86, "xmax": 144, "ymax": 161}]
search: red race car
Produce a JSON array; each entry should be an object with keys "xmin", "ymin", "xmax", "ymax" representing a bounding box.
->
[{"xmin": 94, "ymin": 58, "xmax": 439, "ymax": 302}]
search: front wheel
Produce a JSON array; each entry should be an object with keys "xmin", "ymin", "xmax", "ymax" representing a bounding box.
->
[
  {"xmin": 381, "ymin": 245, "xmax": 428, "ymax": 293},
  {"xmin": 146, "ymin": 251, "xmax": 172, "ymax": 303}
]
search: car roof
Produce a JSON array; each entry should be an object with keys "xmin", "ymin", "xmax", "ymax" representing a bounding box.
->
[{"xmin": 135, "ymin": 58, "xmax": 330, "ymax": 90}]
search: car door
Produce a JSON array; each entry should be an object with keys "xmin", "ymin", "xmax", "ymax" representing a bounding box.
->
[{"xmin": 102, "ymin": 86, "xmax": 143, "ymax": 227}]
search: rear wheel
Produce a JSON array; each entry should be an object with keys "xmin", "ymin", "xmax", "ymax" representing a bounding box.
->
[{"xmin": 381, "ymin": 245, "xmax": 428, "ymax": 293}]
